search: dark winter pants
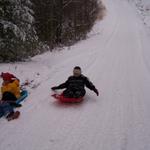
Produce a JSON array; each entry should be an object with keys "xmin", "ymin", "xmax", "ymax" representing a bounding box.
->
[
  {"xmin": 63, "ymin": 89, "xmax": 85, "ymax": 98},
  {"xmin": 0, "ymin": 92, "xmax": 16, "ymax": 117},
  {"xmin": 1, "ymin": 92, "xmax": 19, "ymax": 107},
  {"xmin": 0, "ymin": 102, "xmax": 14, "ymax": 118}
]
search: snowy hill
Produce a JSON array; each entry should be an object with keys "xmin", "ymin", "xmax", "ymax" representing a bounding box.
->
[{"xmin": 0, "ymin": 0, "xmax": 150, "ymax": 150}]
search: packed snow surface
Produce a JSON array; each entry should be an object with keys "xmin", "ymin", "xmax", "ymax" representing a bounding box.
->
[{"xmin": 0, "ymin": 0, "xmax": 150, "ymax": 150}]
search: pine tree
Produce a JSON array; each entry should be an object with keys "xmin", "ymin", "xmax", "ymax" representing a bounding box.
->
[{"xmin": 0, "ymin": 0, "xmax": 38, "ymax": 62}]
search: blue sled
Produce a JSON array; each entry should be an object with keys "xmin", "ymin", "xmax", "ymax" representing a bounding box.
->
[{"xmin": 16, "ymin": 90, "xmax": 28, "ymax": 104}]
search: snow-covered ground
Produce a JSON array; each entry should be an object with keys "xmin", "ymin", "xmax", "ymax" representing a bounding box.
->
[
  {"xmin": 1, "ymin": 0, "xmax": 150, "ymax": 150},
  {"xmin": 131, "ymin": 0, "xmax": 150, "ymax": 72},
  {"xmin": 133, "ymin": 0, "xmax": 150, "ymax": 29}
]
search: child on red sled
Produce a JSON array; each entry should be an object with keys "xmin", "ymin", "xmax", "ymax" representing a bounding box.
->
[{"xmin": 51, "ymin": 66, "xmax": 99, "ymax": 99}]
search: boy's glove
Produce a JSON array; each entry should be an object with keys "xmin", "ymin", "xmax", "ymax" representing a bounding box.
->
[
  {"xmin": 94, "ymin": 89, "xmax": 99, "ymax": 96},
  {"xmin": 51, "ymin": 86, "xmax": 58, "ymax": 90}
]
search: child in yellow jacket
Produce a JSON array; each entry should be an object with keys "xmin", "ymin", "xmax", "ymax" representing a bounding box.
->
[
  {"xmin": 0, "ymin": 73, "xmax": 21, "ymax": 120},
  {"xmin": 0, "ymin": 72, "xmax": 21, "ymax": 106}
]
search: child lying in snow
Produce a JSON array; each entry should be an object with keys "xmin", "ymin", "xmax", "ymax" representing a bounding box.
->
[{"xmin": 0, "ymin": 72, "xmax": 21, "ymax": 120}]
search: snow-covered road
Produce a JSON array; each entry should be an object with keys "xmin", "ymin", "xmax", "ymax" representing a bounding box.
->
[{"xmin": 1, "ymin": 0, "xmax": 150, "ymax": 150}]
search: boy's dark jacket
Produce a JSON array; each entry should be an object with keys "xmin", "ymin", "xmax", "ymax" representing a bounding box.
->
[{"xmin": 53, "ymin": 74, "xmax": 98, "ymax": 95}]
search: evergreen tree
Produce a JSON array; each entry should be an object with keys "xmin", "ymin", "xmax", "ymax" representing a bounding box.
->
[{"xmin": 0, "ymin": 0, "xmax": 38, "ymax": 62}]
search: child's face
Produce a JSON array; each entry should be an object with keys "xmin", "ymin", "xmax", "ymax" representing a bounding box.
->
[{"xmin": 73, "ymin": 69, "xmax": 81, "ymax": 77}]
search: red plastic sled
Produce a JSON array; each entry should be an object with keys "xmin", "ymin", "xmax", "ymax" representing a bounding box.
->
[{"xmin": 51, "ymin": 93, "xmax": 84, "ymax": 103}]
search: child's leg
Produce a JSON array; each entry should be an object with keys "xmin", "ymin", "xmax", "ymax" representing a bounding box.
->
[
  {"xmin": 63, "ymin": 89, "xmax": 74, "ymax": 98},
  {"xmin": 0, "ymin": 102, "xmax": 14, "ymax": 116},
  {"xmin": 74, "ymin": 90, "xmax": 86, "ymax": 98},
  {"xmin": 0, "ymin": 102, "xmax": 20, "ymax": 121}
]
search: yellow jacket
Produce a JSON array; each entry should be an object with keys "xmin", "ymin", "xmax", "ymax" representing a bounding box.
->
[{"xmin": 1, "ymin": 80, "xmax": 21, "ymax": 99}]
